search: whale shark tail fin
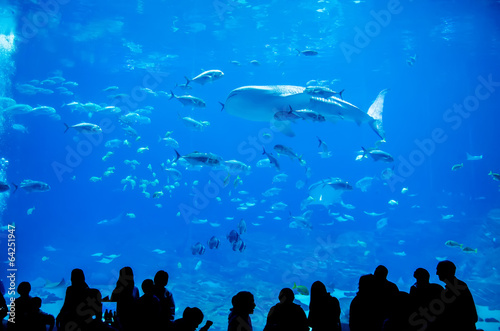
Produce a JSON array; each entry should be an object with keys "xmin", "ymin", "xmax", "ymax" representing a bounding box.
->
[{"xmin": 367, "ymin": 89, "xmax": 389, "ymax": 140}]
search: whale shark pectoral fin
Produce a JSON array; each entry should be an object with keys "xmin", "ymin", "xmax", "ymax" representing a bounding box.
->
[{"xmin": 271, "ymin": 120, "xmax": 295, "ymax": 137}]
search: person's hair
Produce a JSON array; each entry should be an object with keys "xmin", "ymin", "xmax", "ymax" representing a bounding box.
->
[
  {"xmin": 71, "ymin": 268, "xmax": 85, "ymax": 284},
  {"xmin": 358, "ymin": 274, "xmax": 377, "ymax": 294},
  {"xmin": 142, "ymin": 279, "xmax": 155, "ymax": 294},
  {"xmin": 116, "ymin": 266, "xmax": 135, "ymax": 289},
  {"xmin": 413, "ymin": 268, "xmax": 430, "ymax": 283},
  {"xmin": 183, "ymin": 307, "xmax": 204, "ymax": 326},
  {"xmin": 32, "ymin": 297, "xmax": 42, "ymax": 309},
  {"xmin": 231, "ymin": 291, "xmax": 254, "ymax": 313},
  {"xmin": 18, "ymin": 282, "xmax": 31, "ymax": 296},
  {"xmin": 154, "ymin": 270, "xmax": 169, "ymax": 287},
  {"xmin": 278, "ymin": 288, "xmax": 294, "ymax": 303},
  {"xmin": 374, "ymin": 265, "xmax": 389, "ymax": 278},
  {"xmin": 437, "ymin": 260, "xmax": 456, "ymax": 276}
]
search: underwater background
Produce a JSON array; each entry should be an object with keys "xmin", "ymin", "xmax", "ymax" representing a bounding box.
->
[{"xmin": 0, "ymin": 0, "xmax": 500, "ymax": 329}]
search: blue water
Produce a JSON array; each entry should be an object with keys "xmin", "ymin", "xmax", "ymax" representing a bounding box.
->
[{"xmin": 1, "ymin": 0, "xmax": 500, "ymax": 329}]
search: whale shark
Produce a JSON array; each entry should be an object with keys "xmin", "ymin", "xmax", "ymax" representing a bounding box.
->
[{"xmin": 223, "ymin": 85, "xmax": 388, "ymax": 139}]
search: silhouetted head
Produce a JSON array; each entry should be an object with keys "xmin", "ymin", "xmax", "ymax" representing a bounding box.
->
[
  {"xmin": 17, "ymin": 282, "xmax": 31, "ymax": 296},
  {"xmin": 183, "ymin": 307, "xmax": 204, "ymax": 327},
  {"xmin": 32, "ymin": 297, "xmax": 42, "ymax": 309},
  {"xmin": 413, "ymin": 268, "xmax": 430, "ymax": 285},
  {"xmin": 278, "ymin": 288, "xmax": 294, "ymax": 304},
  {"xmin": 358, "ymin": 274, "xmax": 377, "ymax": 295},
  {"xmin": 142, "ymin": 279, "xmax": 155, "ymax": 295},
  {"xmin": 154, "ymin": 270, "xmax": 169, "ymax": 287},
  {"xmin": 231, "ymin": 291, "xmax": 255, "ymax": 315},
  {"xmin": 117, "ymin": 266, "xmax": 135, "ymax": 289},
  {"xmin": 436, "ymin": 260, "xmax": 456, "ymax": 282},
  {"xmin": 374, "ymin": 265, "xmax": 389, "ymax": 279},
  {"xmin": 71, "ymin": 268, "xmax": 85, "ymax": 285},
  {"xmin": 310, "ymin": 281, "xmax": 327, "ymax": 300}
]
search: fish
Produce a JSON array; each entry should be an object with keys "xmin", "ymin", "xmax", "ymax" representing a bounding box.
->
[
  {"xmin": 262, "ymin": 148, "xmax": 281, "ymax": 171},
  {"xmin": 273, "ymin": 106, "xmax": 303, "ymax": 122},
  {"xmin": 355, "ymin": 177, "xmax": 374, "ymax": 192},
  {"xmin": 227, "ymin": 230, "xmax": 240, "ymax": 244},
  {"xmin": 223, "ymin": 85, "xmax": 387, "ymax": 138},
  {"xmin": 489, "ymin": 171, "xmax": 500, "ymax": 181},
  {"xmin": 364, "ymin": 211, "xmax": 385, "ymax": 217},
  {"xmin": 361, "ymin": 147, "xmax": 394, "ymax": 162},
  {"xmin": 466, "ymin": 153, "xmax": 482, "ymax": 161},
  {"xmin": 207, "ymin": 236, "xmax": 221, "ymax": 249},
  {"xmin": 295, "ymin": 109, "xmax": 325, "ymax": 122},
  {"xmin": 231, "ymin": 239, "xmax": 246, "ymax": 252},
  {"xmin": 271, "ymin": 202, "xmax": 288, "ymax": 211},
  {"xmin": 296, "ymin": 49, "xmax": 318, "ymax": 56},
  {"xmin": 445, "ymin": 240, "xmax": 463, "ymax": 248},
  {"xmin": 262, "ymin": 187, "xmax": 282, "ymax": 197},
  {"xmin": 175, "ymin": 150, "xmax": 224, "ymax": 168},
  {"xmin": 317, "ymin": 137, "xmax": 332, "ymax": 158},
  {"xmin": 64, "ymin": 122, "xmax": 102, "ymax": 134},
  {"xmin": 0, "ymin": 181, "xmax": 10, "ymax": 192},
  {"xmin": 14, "ymin": 180, "xmax": 50, "ymax": 193},
  {"xmin": 303, "ymin": 178, "xmax": 353, "ymax": 208},
  {"xmin": 304, "ymin": 86, "xmax": 344, "ymax": 99},
  {"xmin": 181, "ymin": 117, "xmax": 210, "ymax": 131},
  {"xmin": 191, "ymin": 242, "xmax": 206, "ymax": 255},
  {"xmin": 292, "ymin": 282, "xmax": 310, "ymax": 295},
  {"xmin": 224, "ymin": 160, "xmax": 251, "ymax": 175},
  {"xmin": 238, "ymin": 219, "xmax": 247, "ymax": 234},
  {"xmin": 185, "ymin": 70, "xmax": 224, "ymax": 85},
  {"xmin": 407, "ymin": 54, "xmax": 417, "ymax": 66},
  {"xmin": 451, "ymin": 163, "xmax": 463, "ymax": 171},
  {"xmin": 272, "ymin": 174, "xmax": 288, "ymax": 183},
  {"xmin": 274, "ymin": 144, "xmax": 306, "ymax": 165},
  {"xmin": 462, "ymin": 246, "xmax": 478, "ymax": 253},
  {"xmin": 169, "ymin": 91, "xmax": 206, "ymax": 108}
]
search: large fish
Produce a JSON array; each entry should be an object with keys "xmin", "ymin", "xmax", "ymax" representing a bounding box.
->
[
  {"xmin": 223, "ymin": 85, "xmax": 388, "ymax": 139},
  {"xmin": 302, "ymin": 177, "xmax": 353, "ymax": 208}
]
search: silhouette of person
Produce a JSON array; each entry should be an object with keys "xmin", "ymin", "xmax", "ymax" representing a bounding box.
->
[
  {"xmin": 373, "ymin": 265, "xmax": 399, "ymax": 321},
  {"xmin": 349, "ymin": 274, "xmax": 384, "ymax": 331},
  {"xmin": 228, "ymin": 291, "xmax": 256, "ymax": 331},
  {"xmin": 153, "ymin": 270, "xmax": 176, "ymax": 329},
  {"xmin": 307, "ymin": 281, "xmax": 341, "ymax": 331},
  {"xmin": 7, "ymin": 281, "xmax": 32, "ymax": 330},
  {"xmin": 111, "ymin": 266, "xmax": 140, "ymax": 331},
  {"xmin": 436, "ymin": 260, "xmax": 477, "ymax": 331},
  {"xmin": 136, "ymin": 279, "xmax": 162, "ymax": 331},
  {"xmin": 0, "ymin": 288, "xmax": 8, "ymax": 331},
  {"xmin": 56, "ymin": 268, "xmax": 111, "ymax": 331},
  {"xmin": 408, "ymin": 268, "xmax": 444, "ymax": 330},
  {"xmin": 29, "ymin": 297, "xmax": 55, "ymax": 331},
  {"xmin": 381, "ymin": 291, "xmax": 413, "ymax": 331},
  {"xmin": 172, "ymin": 307, "xmax": 207, "ymax": 331},
  {"xmin": 264, "ymin": 287, "xmax": 308, "ymax": 331}
]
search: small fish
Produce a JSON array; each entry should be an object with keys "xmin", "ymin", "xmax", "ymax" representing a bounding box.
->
[
  {"xmin": 64, "ymin": 122, "xmax": 102, "ymax": 134},
  {"xmin": 466, "ymin": 153, "xmax": 482, "ymax": 161},
  {"xmin": 169, "ymin": 91, "xmax": 206, "ymax": 108},
  {"xmin": 207, "ymin": 236, "xmax": 221, "ymax": 249},
  {"xmin": 262, "ymin": 148, "xmax": 280, "ymax": 171},
  {"xmin": 89, "ymin": 176, "xmax": 102, "ymax": 182},
  {"xmin": 102, "ymin": 151, "xmax": 113, "ymax": 161},
  {"xmin": 442, "ymin": 214, "xmax": 454, "ymax": 220},
  {"xmin": 296, "ymin": 49, "xmax": 318, "ymax": 56},
  {"xmin": 27, "ymin": 207, "xmax": 35, "ymax": 215},
  {"xmin": 451, "ymin": 163, "xmax": 463, "ymax": 171},
  {"xmin": 274, "ymin": 144, "xmax": 305, "ymax": 165},
  {"xmin": 238, "ymin": 219, "xmax": 247, "ymax": 234},
  {"xmin": 191, "ymin": 242, "xmax": 206, "ymax": 255},
  {"xmin": 292, "ymin": 282, "xmax": 310, "ymax": 295},
  {"xmin": 401, "ymin": 187, "xmax": 409, "ymax": 194},
  {"xmin": 461, "ymin": 246, "xmax": 478, "ymax": 253},
  {"xmin": 388, "ymin": 200, "xmax": 398, "ymax": 206},
  {"xmin": 126, "ymin": 213, "xmax": 136, "ymax": 218},
  {"xmin": 137, "ymin": 147, "xmax": 149, "ymax": 153},
  {"xmin": 15, "ymin": 180, "xmax": 50, "ymax": 193},
  {"xmin": 394, "ymin": 251, "xmax": 406, "ymax": 257},
  {"xmin": 361, "ymin": 147, "xmax": 394, "ymax": 162},
  {"xmin": 445, "ymin": 240, "xmax": 463, "ymax": 248},
  {"xmin": 153, "ymin": 191, "xmax": 164, "ymax": 198},
  {"xmin": 407, "ymin": 54, "xmax": 417, "ymax": 66},
  {"xmin": 488, "ymin": 171, "xmax": 500, "ymax": 181},
  {"xmin": 227, "ymin": 230, "xmax": 240, "ymax": 244},
  {"xmin": 249, "ymin": 60, "xmax": 260, "ymax": 66},
  {"xmin": 185, "ymin": 70, "xmax": 224, "ymax": 85}
]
